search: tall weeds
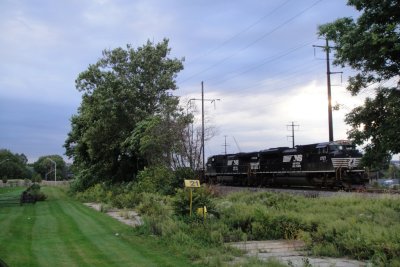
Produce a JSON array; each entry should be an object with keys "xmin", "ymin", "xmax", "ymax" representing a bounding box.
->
[{"xmin": 74, "ymin": 183, "xmax": 400, "ymax": 266}]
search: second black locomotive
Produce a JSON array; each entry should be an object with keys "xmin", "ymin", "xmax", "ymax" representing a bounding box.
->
[{"xmin": 206, "ymin": 140, "xmax": 368, "ymax": 189}]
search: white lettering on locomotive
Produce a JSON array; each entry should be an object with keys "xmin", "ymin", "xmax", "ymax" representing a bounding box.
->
[
  {"xmin": 283, "ymin": 154, "xmax": 302, "ymax": 168},
  {"xmin": 227, "ymin": 160, "xmax": 239, "ymax": 166},
  {"xmin": 283, "ymin": 155, "xmax": 303, "ymax": 162},
  {"xmin": 292, "ymin": 162, "xmax": 301, "ymax": 168},
  {"xmin": 250, "ymin": 162, "xmax": 260, "ymax": 170}
]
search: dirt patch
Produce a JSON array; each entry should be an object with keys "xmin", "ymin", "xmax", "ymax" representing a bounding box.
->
[
  {"xmin": 84, "ymin": 203, "xmax": 143, "ymax": 227},
  {"xmin": 229, "ymin": 240, "xmax": 368, "ymax": 267}
]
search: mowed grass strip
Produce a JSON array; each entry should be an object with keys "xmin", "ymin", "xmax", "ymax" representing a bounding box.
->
[{"xmin": 0, "ymin": 187, "xmax": 192, "ymax": 267}]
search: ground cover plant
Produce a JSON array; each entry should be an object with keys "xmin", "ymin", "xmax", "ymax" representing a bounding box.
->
[{"xmin": 75, "ymin": 183, "xmax": 400, "ymax": 266}]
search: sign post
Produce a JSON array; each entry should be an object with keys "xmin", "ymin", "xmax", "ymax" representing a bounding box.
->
[{"xmin": 184, "ymin": 180, "xmax": 200, "ymax": 216}]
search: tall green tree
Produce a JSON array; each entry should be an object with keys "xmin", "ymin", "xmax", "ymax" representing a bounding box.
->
[
  {"xmin": 64, "ymin": 39, "xmax": 185, "ymax": 190},
  {"xmin": 124, "ymin": 95, "xmax": 193, "ymax": 168},
  {"xmin": 33, "ymin": 155, "xmax": 67, "ymax": 180},
  {"xmin": 0, "ymin": 149, "xmax": 31, "ymax": 180},
  {"xmin": 319, "ymin": 0, "xmax": 400, "ymax": 168}
]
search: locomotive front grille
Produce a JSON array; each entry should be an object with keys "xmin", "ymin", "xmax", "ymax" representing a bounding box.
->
[{"xmin": 331, "ymin": 158, "xmax": 361, "ymax": 169}]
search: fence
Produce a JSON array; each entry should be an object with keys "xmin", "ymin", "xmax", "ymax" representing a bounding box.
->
[{"xmin": 0, "ymin": 179, "xmax": 70, "ymax": 188}]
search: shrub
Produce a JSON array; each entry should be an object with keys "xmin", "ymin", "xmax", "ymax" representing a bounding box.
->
[
  {"xmin": 134, "ymin": 165, "xmax": 176, "ymax": 195},
  {"xmin": 136, "ymin": 193, "xmax": 172, "ymax": 217},
  {"xmin": 111, "ymin": 191, "xmax": 141, "ymax": 209},
  {"xmin": 74, "ymin": 183, "xmax": 108, "ymax": 203},
  {"xmin": 25, "ymin": 183, "xmax": 47, "ymax": 201},
  {"xmin": 31, "ymin": 173, "xmax": 42, "ymax": 183},
  {"xmin": 172, "ymin": 167, "xmax": 197, "ymax": 189},
  {"xmin": 172, "ymin": 186, "xmax": 217, "ymax": 217}
]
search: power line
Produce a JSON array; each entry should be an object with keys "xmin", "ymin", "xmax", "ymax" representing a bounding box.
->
[
  {"xmin": 207, "ymin": 61, "xmax": 324, "ymax": 97},
  {"xmin": 181, "ymin": 0, "xmax": 325, "ymax": 83},
  {"xmin": 233, "ymin": 136, "xmax": 242, "ymax": 153},
  {"xmin": 207, "ymin": 40, "xmax": 315, "ymax": 86},
  {"xmin": 182, "ymin": 51, "xmax": 326, "ymax": 96},
  {"xmin": 188, "ymin": 0, "xmax": 293, "ymax": 64}
]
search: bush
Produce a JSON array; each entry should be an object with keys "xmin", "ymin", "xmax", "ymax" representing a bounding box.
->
[
  {"xmin": 74, "ymin": 183, "xmax": 109, "ymax": 203},
  {"xmin": 110, "ymin": 191, "xmax": 142, "ymax": 209},
  {"xmin": 134, "ymin": 165, "xmax": 176, "ymax": 195},
  {"xmin": 25, "ymin": 183, "xmax": 47, "ymax": 201},
  {"xmin": 136, "ymin": 193, "xmax": 172, "ymax": 217},
  {"xmin": 31, "ymin": 173, "xmax": 42, "ymax": 183},
  {"xmin": 172, "ymin": 186, "xmax": 217, "ymax": 217}
]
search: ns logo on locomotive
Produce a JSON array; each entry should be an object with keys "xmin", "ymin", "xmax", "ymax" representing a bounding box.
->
[{"xmin": 205, "ymin": 140, "xmax": 368, "ymax": 189}]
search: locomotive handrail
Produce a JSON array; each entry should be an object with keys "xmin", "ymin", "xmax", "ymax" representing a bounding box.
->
[{"xmin": 335, "ymin": 167, "xmax": 344, "ymax": 181}]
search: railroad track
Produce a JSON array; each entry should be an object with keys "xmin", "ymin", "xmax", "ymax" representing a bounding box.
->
[{"xmin": 210, "ymin": 185, "xmax": 400, "ymax": 197}]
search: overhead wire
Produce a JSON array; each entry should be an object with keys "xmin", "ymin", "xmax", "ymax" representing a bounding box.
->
[
  {"xmin": 180, "ymin": 0, "xmax": 325, "ymax": 84},
  {"xmin": 188, "ymin": 0, "xmax": 293, "ymax": 64},
  {"xmin": 182, "ymin": 57, "xmax": 325, "ymax": 98},
  {"xmin": 207, "ymin": 39, "xmax": 316, "ymax": 86}
]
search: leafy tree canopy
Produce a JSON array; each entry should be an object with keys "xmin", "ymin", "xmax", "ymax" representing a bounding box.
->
[
  {"xmin": 0, "ymin": 149, "xmax": 31, "ymax": 180},
  {"xmin": 33, "ymin": 155, "xmax": 67, "ymax": 180},
  {"xmin": 65, "ymin": 39, "xmax": 186, "ymax": 190},
  {"xmin": 319, "ymin": 0, "xmax": 400, "ymax": 168}
]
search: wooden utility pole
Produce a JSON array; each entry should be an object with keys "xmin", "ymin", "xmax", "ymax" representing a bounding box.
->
[
  {"xmin": 189, "ymin": 82, "xmax": 220, "ymax": 180},
  {"xmin": 201, "ymin": 82, "xmax": 205, "ymax": 181},
  {"xmin": 313, "ymin": 39, "xmax": 341, "ymax": 142},
  {"xmin": 287, "ymin": 122, "xmax": 299, "ymax": 148},
  {"xmin": 222, "ymin": 135, "xmax": 229, "ymax": 155}
]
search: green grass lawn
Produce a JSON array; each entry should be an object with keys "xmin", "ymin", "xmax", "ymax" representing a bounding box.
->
[{"xmin": 0, "ymin": 187, "xmax": 192, "ymax": 267}]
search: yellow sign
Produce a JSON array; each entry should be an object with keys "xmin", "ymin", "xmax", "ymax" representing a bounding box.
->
[{"xmin": 184, "ymin": 180, "xmax": 200, "ymax": 188}]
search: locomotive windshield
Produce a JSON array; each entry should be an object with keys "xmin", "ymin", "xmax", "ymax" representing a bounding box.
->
[{"xmin": 329, "ymin": 144, "xmax": 356, "ymax": 151}]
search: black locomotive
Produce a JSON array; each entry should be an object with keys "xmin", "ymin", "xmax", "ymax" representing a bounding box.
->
[{"xmin": 205, "ymin": 140, "xmax": 368, "ymax": 189}]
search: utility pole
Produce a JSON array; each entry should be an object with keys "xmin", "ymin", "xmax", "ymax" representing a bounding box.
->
[
  {"xmin": 189, "ymin": 81, "xmax": 220, "ymax": 181},
  {"xmin": 186, "ymin": 100, "xmax": 196, "ymax": 170},
  {"xmin": 202, "ymin": 82, "xmax": 205, "ymax": 180},
  {"xmin": 287, "ymin": 122, "xmax": 299, "ymax": 148},
  {"xmin": 223, "ymin": 135, "xmax": 229, "ymax": 155},
  {"xmin": 313, "ymin": 39, "xmax": 341, "ymax": 142}
]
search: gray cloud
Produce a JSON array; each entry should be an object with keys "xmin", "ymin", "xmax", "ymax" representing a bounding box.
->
[{"xmin": 0, "ymin": 0, "xmax": 362, "ymax": 162}]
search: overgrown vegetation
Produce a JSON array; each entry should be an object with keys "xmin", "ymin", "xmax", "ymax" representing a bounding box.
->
[{"xmin": 74, "ymin": 174, "xmax": 400, "ymax": 266}]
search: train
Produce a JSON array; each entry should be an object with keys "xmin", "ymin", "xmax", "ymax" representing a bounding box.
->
[{"xmin": 205, "ymin": 140, "xmax": 368, "ymax": 189}]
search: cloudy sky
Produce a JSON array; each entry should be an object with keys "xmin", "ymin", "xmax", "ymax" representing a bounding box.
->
[{"xmin": 0, "ymin": 0, "xmax": 368, "ymax": 162}]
